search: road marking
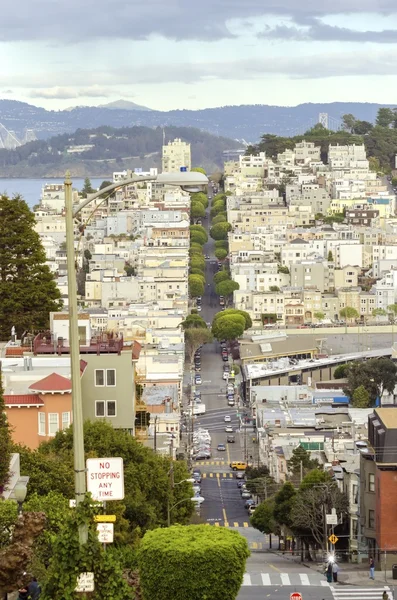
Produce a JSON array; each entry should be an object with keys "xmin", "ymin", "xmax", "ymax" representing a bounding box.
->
[
  {"xmin": 209, "ymin": 473, "xmax": 213, "ymax": 478},
  {"xmin": 214, "ymin": 522, "xmax": 220, "ymax": 527},
  {"xmin": 243, "ymin": 574, "xmax": 252, "ymax": 586},
  {"xmin": 217, "ymin": 476, "xmax": 221, "ymax": 488},
  {"xmin": 321, "ymin": 581, "xmax": 330, "ymax": 586},
  {"xmin": 280, "ymin": 573, "xmax": 290, "ymax": 585},
  {"xmin": 269, "ymin": 564, "xmax": 281, "ymax": 573},
  {"xmin": 261, "ymin": 574, "xmax": 271, "ymax": 586},
  {"xmin": 299, "ymin": 573, "xmax": 310, "ymax": 585},
  {"xmin": 222, "ymin": 508, "xmax": 228, "ymax": 524},
  {"xmin": 243, "ymin": 522, "xmax": 249, "ymax": 527},
  {"xmin": 234, "ymin": 522, "xmax": 239, "ymax": 527}
]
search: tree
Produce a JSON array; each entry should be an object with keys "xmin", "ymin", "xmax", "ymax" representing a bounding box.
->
[
  {"xmin": 188, "ymin": 275, "xmax": 204, "ymax": 298},
  {"xmin": 124, "ymin": 263, "xmax": 135, "ymax": 277},
  {"xmin": 138, "ymin": 525, "xmax": 249, "ymax": 600},
  {"xmin": 210, "ymin": 203, "xmax": 227, "ymax": 218},
  {"xmin": 372, "ymin": 308, "xmax": 387, "ymax": 320},
  {"xmin": 214, "ymin": 248, "xmax": 228, "ymax": 260},
  {"xmin": 352, "ymin": 385, "xmax": 371, "ymax": 408},
  {"xmin": 346, "ymin": 358, "xmax": 397, "ymax": 404},
  {"xmin": 376, "ymin": 107, "xmax": 394, "ymax": 128},
  {"xmin": 277, "ymin": 265, "xmax": 289, "ymax": 274},
  {"xmin": 339, "ymin": 306, "xmax": 359, "ymax": 331},
  {"xmin": 287, "ymin": 446, "xmax": 320, "ymax": 482},
  {"xmin": 190, "ymin": 167, "xmax": 206, "ymax": 175},
  {"xmin": 180, "ymin": 314, "xmax": 207, "ymax": 330},
  {"xmin": 210, "ymin": 222, "xmax": 232, "ymax": 241},
  {"xmin": 213, "ymin": 271, "xmax": 230, "ymax": 285},
  {"xmin": 353, "ymin": 120, "xmax": 373, "ymax": 135},
  {"xmin": 81, "ymin": 177, "xmax": 95, "ymax": 198},
  {"xmin": 190, "ymin": 192, "xmax": 208, "ymax": 209},
  {"xmin": 190, "ymin": 225, "xmax": 208, "ymax": 242},
  {"xmin": 269, "ymin": 285, "xmax": 280, "ymax": 292},
  {"xmin": 191, "ymin": 202, "xmax": 205, "ymax": 219},
  {"xmin": 250, "ymin": 499, "xmax": 278, "ymax": 536},
  {"xmin": 190, "ymin": 268, "xmax": 205, "ymax": 277},
  {"xmin": 214, "ymin": 240, "xmax": 228, "ymax": 250},
  {"xmin": 313, "ymin": 311, "xmax": 325, "ymax": 322},
  {"xmin": 190, "ymin": 231, "xmax": 207, "ymax": 246},
  {"xmin": 190, "ymin": 256, "xmax": 205, "ymax": 271},
  {"xmin": 212, "ymin": 214, "xmax": 227, "ymax": 225},
  {"xmin": 0, "ymin": 378, "xmax": 11, "ymax": 494},
  {"xmin": 0, "ymin": 194, "xmax": 63, "ymax": 338},
  {"xmin": 273, "ymin": 482, "xmax": 296, "ymax": 530},
  {"xmin": 213, "ymin": 308, "xmax": 252, "ymax": 330},
  {"xmin": 98, "ymin": 180, "xmax": 113, "ymax": 199},
  {"xmin": 212, "ymin": 315, "xmax": 245, "ymax": 341},
  {"xmin": 184, "ymin": 329, "xmax": 213, "ymax": 364},
  {"xmin": 334, "ymin": 364, "xmax": 348, "ymax": 379},
  {"xmin": 327, "ymin": 250, "xmax": 334, "ymax": 262}
]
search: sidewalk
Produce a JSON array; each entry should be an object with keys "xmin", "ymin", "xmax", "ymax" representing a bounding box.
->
[{"xmin": 268, "ymin": 549, "xmax": 397, "ymax": 586}]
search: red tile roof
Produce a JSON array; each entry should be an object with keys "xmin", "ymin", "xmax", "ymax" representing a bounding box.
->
[
  {"xmin": 5, "ymin": 347, "xmax": 24, "ymax": 357},
  {"xmin": 29, "ymin": 372, "xmax": 72, "ymax": 393},
  {"xmin": 4, "ymin": 394, "xmax": 44, "ymax": 406}
]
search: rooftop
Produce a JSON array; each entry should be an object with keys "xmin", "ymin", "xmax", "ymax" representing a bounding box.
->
[{"xmin": 376, "ymin": 407, "xmax": 397, "ymax": 429}]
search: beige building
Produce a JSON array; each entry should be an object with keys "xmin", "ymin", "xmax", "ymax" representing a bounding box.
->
[
  {"xmin": 290, "ymin": 259, "xmax": 334, "ymax": 293},
  {"xmin": 334, "ymin": 265, "xmax": 360, "ymax": 289},
  {"xmin": 162, "ymin": 138, "xmax": 191, "ymax": 173}
]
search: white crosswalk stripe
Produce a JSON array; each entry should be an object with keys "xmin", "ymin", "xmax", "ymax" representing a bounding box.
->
[
  {"xmin": 330, "ymin": 586, "xmax": 391, "ymax": 599},
  {"xmin": 242, "ymin": 572, "xmax": 331, "ymax": 586}
]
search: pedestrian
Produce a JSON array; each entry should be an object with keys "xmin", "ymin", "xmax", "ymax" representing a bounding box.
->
[
  {"xmin": 326, "ymin": 561, "xmax": 333, "ymax": 583},
  {"xmin": 28, "ymin": 577, "xmax": 41, "ymax": 599},
  {"xmin": 17, "ymin": 587, "xmax": 29, "ymax": 600},
  {"xmin": 332, "ymin": 561, "xmax": 339, "ymax": 583},
  {"xmin": 369, "ymin": 556, "xmax": 375, "ymax": 579},
  {"xmin": 382, "ymin": 591, "xmax": 389, "ymax": 600}
]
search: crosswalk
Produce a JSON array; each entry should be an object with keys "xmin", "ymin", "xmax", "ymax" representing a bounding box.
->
[
  {"xmin": 206, "ymin": 520, "xmax": 250, "ymax": 528},
  {"xmin": 202, "ymin": 472, "xmax": 233, "ymax": 478},
  {"xmin": 193, "ymin": 460, "xmax": 227, "ymax": 466},
  {"xmin": 330, "ymin": 586, "xmax": 391, "ymax": 600},
  {"xmin": 242, "ymin": 572, "xmax": 330, "ymax": 586}
]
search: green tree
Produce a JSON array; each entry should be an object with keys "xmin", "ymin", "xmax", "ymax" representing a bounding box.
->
[
  {"xmin": 188, "ymin": 275, "xmax": 204, "ymax": 298},
  {"xmin": 181, "ymin": 314, "xmax": 207, "ymax": 329},
  {"xmin": 376, "ymin": 107, "xmax": 394, "ymax": 128},
  {"xmin": 190, "ymin": 256, "xmax": 205, "ymax": 271},
  {"xmin": 184, "ymin": 328, "xmax": 213, "ymax": 364},
  {"xmin": 190, "ymin": 231, "xmax": 206, "ymax": 245},
  {"xmin": 346, "ymin": 358, "xmax": 397, "ymax": 404},
  {"xmin": 191, "ymin": 202, "xmax": 205, "ymax": 219},
  {"xmin": 212, "ymin": 315, "xmax": 245, "ymax": 341},
  {"xmin": 124, "ymin": 263, "xmax": 135, "ymax": 277},
  {"xmin": 327, "ymin": 250, "xmax": 334, "ymax": 262},
  {"xmin": 210, "ymin": 222, "xmax": 232, "ymax": 241},
  {"xmin": 273, "ymin": 482, "xmax": 296, "ymax": 530},
  {"xmin": 314, "ymin": 311, "xmax": 325, "ymax": 321},
  {"xmin": 215, "ymin": 240, "xmax": 228, "ymax": 250},
  {"xmin": 213, "ymin": 271, "xmax": 230, "ymax": 285},
  {"xmin": 342, "ymin": 114, "xmax": 356, "ymax": 132},
  {"xmin": 190, "ymin": 225, "xmax": 208, "ymax": 242},
  {"xmin": 269, "ymin": 285, "xmax": 280, "ymax": 292},
  {"xmin": 98, "ymin": 180, "xmax": 114, "ymax": 199},
  {"xmin": 277, "ymin": 265, "xmax": 289, "ymax": 274},
  {"xmin": 334, "ymin": 364, "xmax": 348, "ymax": 379},
  {"xmin": 190, "ymin": 192, "xmax": 208, "ymax": 209},
  {"xmin": 214, "ymin": 248, "xmax": 228, "ymax": 260},
  {"xmin": 212, "ymin": 214, "xmax": 227, "ymax": 225},
  {"xmin": 190, "ymin": 268, "xmax": 205, "ymax": 277},
  {"xmin": 372, "ymin": 308, "xmax": 387, "ymax": 319},
  {"xmin": 352, "ymin": 385, "xmax": 371, "ymax": 408},
  {"xmin": 138, "ymin": 525, "xmax": 249, "ymax": 600},
  {"xmin": 0, "ymin": 378, "xmax": 11, "ymax": 493},
  {"xmin": 190, "ymin": 167, "xmax": 206, "ymax": 175},
  {"xmin": 213, "ymin": 308, "xmax": 252, "ymax": 330},
  {"xmin": 210, "ymin": 203, "xmax": 227, "ymax": 218},
  {"xmin": 0, "ymin": 194, "xmax": 63, "ymax": 337},
  {"xmin": 287, "ymin": 446, "xmax": 320, "ymax": 481},
  {"xmin": 250, "ymin": 499, "xmax": 278, "ymax": 533},
  {"xmin": 81, "ymin": 177, "xmax": 95, "ymax": 198},
  {"xmin": 339, "ymin": 306, "xmax": 359, "ymax": 329}
]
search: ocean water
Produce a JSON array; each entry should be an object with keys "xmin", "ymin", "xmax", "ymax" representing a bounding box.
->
[{"xmin": 0, "ymin": 178, "xmax": 105, "ymax": 209}]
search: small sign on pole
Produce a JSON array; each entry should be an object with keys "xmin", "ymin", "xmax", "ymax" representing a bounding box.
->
[
  {"xmin": 97, "ymin": 523, "xmax": 114, "ymax": 544},
  {"xmin": 329, "ymin": 534, "xmax": 339, "ymax": 545},
  {"xmin": 75, "ymin": 572, "xmax": 94, "ymax": 593},
  {"xmin": 86, "ymin": 457, "xmax": 124, "ymax": 501},
  {"xmin": 94, "ymin": 514, "xmax": 117, "ymax": 523},
  {"xmin": 326, "ymin": 514, "xmax": 338, "ymax": 525}
]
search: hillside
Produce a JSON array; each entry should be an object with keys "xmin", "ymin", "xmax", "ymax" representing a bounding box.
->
[
  {"xmin": 0, "ymin": 124, "xmax": 239, "ymax": 177},
  {"xmin": 0, "ymin": 99, "xmax": 396, "ymax": 143}
]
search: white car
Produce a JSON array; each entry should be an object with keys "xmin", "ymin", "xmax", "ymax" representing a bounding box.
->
[
  {"xmin": 225, "ymin": 425, "xmax": 233, "ymax": 433},
  {"xmin": 195, "ymin": 375, "xmax": 202, "ymax": 385},
  {"xmin": 224, "ymin": 415, "xmax": 231, "ymax": 422},
  {"xmin": 197, "ymin": 305, "xmax": 202, "ymax": 312}
]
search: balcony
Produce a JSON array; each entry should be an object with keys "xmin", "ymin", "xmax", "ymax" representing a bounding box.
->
[{"xmin": 33, "ymin": 331, "xmax": 124, "ymax": 355}]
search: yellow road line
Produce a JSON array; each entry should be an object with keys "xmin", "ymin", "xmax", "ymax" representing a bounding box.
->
[
  {"xmin": 269, "ymin": 563, "xmax": 281, "ymax": 573},
  {"xmin": 226, "ymin": 441, "xmax": 231, "ymax": 465},
  {"xmin": 209, "ymin": 473, "xmax": 213, "ymax": 478},
  {"xmin": 229, "ymin": 473, "xmax": 233, "ymax": 478},
  {"xmin": 214, "ymin": 522, "xmax": 220, "ymax": 527},
  {"xmin": 222, "ymin": 508, "xmax": 228, "ymax": 523},
  {"xmin": 243, "ymin": 522, "xmax": 249, "ymax": 528},
  {"xmin": 217, "ymin": 474, "xmax": 221, "ymax": 487},
  {"xmin": 233, "ymin": 522, "xmax": 239, "ymax": 527}
]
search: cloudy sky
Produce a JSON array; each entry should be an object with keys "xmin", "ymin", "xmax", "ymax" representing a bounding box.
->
[{"xmin": 2, "ymin": 0, "xmax": 397, "ymax": 111}]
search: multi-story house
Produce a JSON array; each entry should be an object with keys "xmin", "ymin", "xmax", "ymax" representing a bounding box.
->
[
  {"xmin": 290, "ymin": 258, "xmax": 334, "ymax": 292},
  {"xmin": 162, "ymin": 138, "xmax": 191, "ymax": 173}
]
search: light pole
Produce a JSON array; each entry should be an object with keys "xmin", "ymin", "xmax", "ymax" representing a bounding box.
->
[
  {"xmin": 65, "ymin": 170, "xmax": 208, "ymax": 545},
  {"xmin": 13, "ymin": 481, "xmax": 28, "ymax": 516},
  {"xmin": 167, "ymin": 479, "xmax": 198, "ymax": 527}
]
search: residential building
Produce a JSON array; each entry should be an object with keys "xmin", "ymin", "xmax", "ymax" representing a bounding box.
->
[{"xmin": 162, "ymin": 138, "xmax": 191, "ymax": 173}]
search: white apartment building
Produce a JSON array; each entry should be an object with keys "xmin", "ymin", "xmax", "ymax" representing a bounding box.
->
[
  {"xmin": 295, "ymin": 140, "xmax": 321, "ymax": 164},
  {"xmin": 162, "ymin": 138, "xmax": 191, "ymax": 173},
  {"xmin": 372, "ymin": 270, "xmax": 397, "ymax": 311}
]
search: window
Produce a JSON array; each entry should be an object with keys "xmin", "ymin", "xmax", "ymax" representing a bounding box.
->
[
  {"xmin": 368, "ymin": 509, "xmax": 375, "ymax": 529},
  {"xmin": 62, "ymin": 412, "xmax": 71, "ymax": 430},
  {"xmin": 48, "ymin": 413, "xmax": 59, "ymax": 436},
  {"xmin": 38, "ymin": 412, "xmax": 46, "ymax": 436},
  {"xmin": 95, "ymin": 369, "xmax": 116, "ymax": 387},
  {"xmin": 352, "ymin": 483, "xmax": 358, "ymax": 504},
  {"xmin": 369, "ymin": 473, "xmax": 375, "ymax": 492},
  {"xmin": 95, "ymin": 400, "xmax": 116, "ymax": 417}
]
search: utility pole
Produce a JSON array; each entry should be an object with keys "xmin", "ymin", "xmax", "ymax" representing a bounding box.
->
[
  {"xmin": 167, "ymin": 436, "xmax": 175, "ymax": 527},
  {"xmin": 300, "ymin": 460, "xmax": 303, "ymax": 483},
  {"xmin": 244, "ymin": 424, "xmax": 248, "ymax": 464},
  {"xmin": 154, "ymin": 416, "xmax": 157, "ymax": 452}
]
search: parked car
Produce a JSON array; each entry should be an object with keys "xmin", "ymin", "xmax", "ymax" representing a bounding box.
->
[
  {"xmin": 217, "ymin": 444, "xmax": 226, "ymax": 451},
  {"xmin": 237, "ymin": 480, "xmax": 245, "ymax": 488},
  {"xmin": 224, "ymin": 415, "xmax": 231, "ymax": 422},
  {"xmin": 195, "ymin": 374, "xmax": 202, "ymax": 385},
  {"xmin": 194, "ymin": 450, "xmax": 211, "ymax": 460},
  {"xmin": 236, "ymin": 472, "xmax": 245, "ymax": 479},
  {"xmin": 225, "ymin": 425, "xmax": 233, "ymax": 433},
  {"xmin": 227, "ymin": 435, "xmax": 235, "ymax": 443},
  {"xmin": 241, "ymin": 491, "xmax": 252, "ymax": 499},
  {"xmin": 248, "ymin": 504, "xmax": 257, "ymax": 515},
  {"xmin": 197, "ymin": 305, "xmax": 202, "ymax": 312},
  {"xmin": 245, "ymin": 499, "xmax": 255, "ymax": 508}
]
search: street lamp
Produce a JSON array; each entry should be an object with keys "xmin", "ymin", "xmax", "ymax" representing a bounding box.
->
[
  {"xmin": 14, "ymin": 481, "xmax": 28, "ymax": 516},
  {"xmin": 167, "ymin": 488, "xmax": 204, "ymax": 527},
  {"xmin": 65, "ymin": 170, "xmax": 208, "ymax": 545}
]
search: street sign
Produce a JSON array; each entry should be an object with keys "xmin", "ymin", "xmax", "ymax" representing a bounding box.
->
[
  {"xmin": 290, "ymin": 593, "xmax": 302, "ymax": 600},
  {"xmin": 97, "ymin": 522, "xmax": 114, "ymax": 543},
  {"xmin": 329, "ymin": 534, "xmax": 339, "ymax": 545},
  {"xmin": 326, "ymin": 514, "xmax": 338, "ymax": 525},
  {"xmin": 75, "ymin": 572, "xmax": 94, "ymax": 593},
  {"xmin": 94, "ymin": 514, "xmax": 117, "ymax": 523},
  {"xmin": 86, "ymin": 457, "xmax": 124, "ymax": 501}
]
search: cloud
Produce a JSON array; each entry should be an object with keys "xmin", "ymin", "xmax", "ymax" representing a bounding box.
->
[
  {"xmin": 258, "ymin": 17, "xmax": 397, "ymax": 43},
  {"xmin": 2, "ymin": 0, "xmax": 397, "ymax": 42},
  {"xmin": 28, "ymin": 86, "xmax": 117, "ymax": 99}
]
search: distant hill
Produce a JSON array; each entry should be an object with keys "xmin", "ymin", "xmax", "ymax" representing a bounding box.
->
[
  {"xmin": 0, "ymin": 124, "xmax": 239, "ymax": 178},
  {"xmin": 99, "ymin": 100, "xmax": 153, "ymax": 111},
  {"xmin": 0, "ymin": 99, "xmax": 395, "ymax": 143}
]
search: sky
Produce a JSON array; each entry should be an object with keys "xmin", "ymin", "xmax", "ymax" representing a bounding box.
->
[{"xmin": 2, "ymin": 0, "xmax": 397, "ymax": 111}]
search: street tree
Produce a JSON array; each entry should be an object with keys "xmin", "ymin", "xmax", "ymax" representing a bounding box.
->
[
  {"xmin": 185, "ymin": 328, "xmax": 213, "ymax": 364},
  {"xmin": 388, "ymin": 304, "xmax": 397, "ymax": 326},
  {"xmin": 190, "ymin": 225, "xmax": 208, "ymax": 242},
  {"xmin": 188, "ymin": 275, "xmax": 204, "ymax": 298},
  {"xmin": 191, "ymin": 202, "xmax": 205, "ymax": 219},
  {"xmin": 250, "ymin": 499, "xmax": 279, "ymax": 544},
  {"xmin": 287, "ymin": 446, "xmax": 320, "ymax": 482},
  {"xmin": 339, "ymin": 306, "xmax": 359, "ymax": 331},
  {"xmin": 215, "ymin": 279, "xmax": 239, "ymax": 299},
  {"xmin": 0, "ymin": 194, "xmax": 63, "ymax": 338},
  {"xmin": 314, "ymin": 311, "xmax": 325, "ymax": 322},
  {"xmin": 210, "ymin": 223, "xmax": 232, "ymax": 241},
  {"xmin": 215, "ymin": 240, "xmax": 228, "ymax": 250},
  {"xmin": 213, "ymin": 271, "xmax": 230, "ymax": 285},
  {"xmin": 190, "ymin": 191, "xmax": 208, "ymax": 209},
  {"xmin": 212, "ymin": 315, "xmax": 245, "ymax": 341},
  {"xmin": 352, "ymin": 385, "xmax": 371, "ymax": 408},
  {"xmin": 181, "ymin": 314, "xmax": 207, "ymax": 330},
  {"xmin": 212, "ymin": 214, "xmax": 227, "ymax": 225},
  {"xmin": 138, "ymin": 525, "xmax": 249, "ymax": 600},
  {"xmin": 347, "ymin": 358, "xmax": 397, "ymax": 404},
  {"xmin": 372, "ymin": 308, "xmax": 387, "ymax": 319},
  {"xmin": 214, "ymin": 248, "xmax": 228, "ymax": 260},
  {"xmin": 0, "ymin": 378, "xmax": 11, "ymax": 494},
  {"xmin": 334, "ymin": 363, "xmax": 348, "ymax": 379},
  {"xmin": 213, "ymin": 308, "xmax": 252, "ymax": 330},
  {"xmin": 273, "ymin": 482, "xmax": 296, "ymax": 531},
  {"xmin": 190, "ymin": 268, "xmax": 205, "ymax": 277},
  {"xmin": 81, "ymin": 177, "xmax": 95, "ymax": 198},
  {"xmin": 210, "ymin": 203, "xmax": 227, "ymax": 218},
  {"xmin": 190, "ymin": 231, "xmax": 207, "ymax": 245},
  {"xmin": 190, "ymin": 256, "xmax": 205, "ymax": 271}
]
